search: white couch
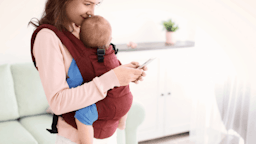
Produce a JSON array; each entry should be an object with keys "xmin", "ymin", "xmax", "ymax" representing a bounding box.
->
[{"xmin": 0, "ymin": 62, "xmax": 145, "ymax": 144}]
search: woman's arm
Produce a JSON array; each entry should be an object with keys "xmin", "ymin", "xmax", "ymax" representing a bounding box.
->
[{"xmin": 33, "ymin": 29, "xmax": 120, "ymax": 115}]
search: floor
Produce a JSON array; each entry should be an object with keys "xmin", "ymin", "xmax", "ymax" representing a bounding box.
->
[{"xmin": 138, "ymin": 132, "xmax": 195, "ymax": 144}]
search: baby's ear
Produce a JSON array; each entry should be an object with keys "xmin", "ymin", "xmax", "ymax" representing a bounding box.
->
[
  {"xmin": 105, "ymin": 37, "xmax": 112, "ymax": 50},
  {"xmin": 105, "ymin": 44, "xmax": 109, "ymax": 50}
]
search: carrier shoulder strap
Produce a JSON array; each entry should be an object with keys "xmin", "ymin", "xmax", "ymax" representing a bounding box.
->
[
  {"xmin": 31, "ymin": 24, "xmax": 68, "ymax": 134},
  {"xmin": 46, "ymin": 114, "xmax": 59, "ymax": 133}
]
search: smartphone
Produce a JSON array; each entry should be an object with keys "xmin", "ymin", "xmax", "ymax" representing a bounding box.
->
[{"xmin": 137, "ymin": 57, "xmax": 156, "ymax": 69}]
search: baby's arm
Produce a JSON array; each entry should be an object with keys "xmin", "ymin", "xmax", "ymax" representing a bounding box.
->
[{"xmin": 118, "ymin": 113, "xmax": 128, "ymax": 130}]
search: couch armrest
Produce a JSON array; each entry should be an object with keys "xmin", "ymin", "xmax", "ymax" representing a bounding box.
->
[{"xmin": 124, "ymin": 102, "xmax": 145, "ymax": 144}]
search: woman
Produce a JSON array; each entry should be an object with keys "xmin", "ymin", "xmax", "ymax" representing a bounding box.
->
[{"xmin": 29, "ymin": 0, "xmax": 147, "ymax": 143}]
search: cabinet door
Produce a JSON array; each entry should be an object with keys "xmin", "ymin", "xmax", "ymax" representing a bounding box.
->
[
  {"xmin": 161, "ymin": 47, "xmax": 194, "ymax": 136},
  {"xmin": 117, "ymin": 50, "xmax": 164, "ymax": 141}
]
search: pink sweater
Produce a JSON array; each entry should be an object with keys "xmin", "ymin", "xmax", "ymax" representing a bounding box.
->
[{"xmin": 33, "ymin": 28, "xmax": 120, "ymax": 143}]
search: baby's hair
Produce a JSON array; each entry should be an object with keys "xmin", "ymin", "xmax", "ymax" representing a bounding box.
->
[
  {"xmin": 28, "ymin": 0, "xmax": 72, "ymax": 32},
  {"xmin": 80, "ymin": 15, "xmax": 112, "ymax": 49}
]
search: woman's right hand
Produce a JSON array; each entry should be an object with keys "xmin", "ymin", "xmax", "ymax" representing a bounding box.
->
[{"xmin": 113, "ymin": 63, "xmax": 143, "ymax": 86}]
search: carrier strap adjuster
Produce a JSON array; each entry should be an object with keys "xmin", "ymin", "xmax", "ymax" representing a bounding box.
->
[{"xmin": 97, "ymin": 48, "xmax": 105, "ymax": 62}]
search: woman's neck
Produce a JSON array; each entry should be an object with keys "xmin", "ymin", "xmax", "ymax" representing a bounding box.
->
[
  {"xmin": 65, "ymin": 22, "xmax": 81, "ymax": 39},
  {"xmin": 72, "ymin": 24, "xmax": 80, "ymax": 39}
]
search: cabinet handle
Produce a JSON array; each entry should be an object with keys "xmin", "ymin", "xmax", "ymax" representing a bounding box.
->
[
  {"xmin": 168, "ymin": 92, "xmax": 171, "ymax": 95},
  {"xmin": 161, "ymin": 94, "xmax": 164, "ymax": 96}
]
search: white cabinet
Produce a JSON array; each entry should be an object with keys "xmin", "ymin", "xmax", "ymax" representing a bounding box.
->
[
  {"xmin": 116, "ymin": 46, "xmax": 194, "ymax": 141},
  {"xmin": 161, "ymin": 48, "xmax": 194, "ymax": 137}
]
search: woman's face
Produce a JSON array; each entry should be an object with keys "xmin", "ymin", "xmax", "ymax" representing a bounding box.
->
[{"xmin": 65, "ymin": 0, "xmax": 101, "ymax": 27}]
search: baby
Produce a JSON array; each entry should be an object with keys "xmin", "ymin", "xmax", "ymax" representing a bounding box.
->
[
  {"xmin": 66, "ymin": 15, "xmax": 131, "ymax": 144},
  {"xmin": 79, "ymin": 15, "xmax": 112, "ymax": 51}
]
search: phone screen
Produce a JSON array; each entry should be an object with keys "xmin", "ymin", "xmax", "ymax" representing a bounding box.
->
[{"xmin": 137, "ymin": 57, "xmax": 156, "ymax": 69}]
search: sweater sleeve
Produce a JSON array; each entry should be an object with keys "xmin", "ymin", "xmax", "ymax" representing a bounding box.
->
[{"xmin": 33, "ymin": 29, "xmax": 120, "ymax": 115}]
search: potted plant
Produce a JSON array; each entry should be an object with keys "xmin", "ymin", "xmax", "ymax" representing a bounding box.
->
[{"xmin": 162, "ymin": 19, "xmax": 179, "ymax": 45}]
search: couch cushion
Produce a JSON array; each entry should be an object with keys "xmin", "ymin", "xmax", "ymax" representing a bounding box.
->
[
  {"xmin": 0, "ymin": 64, "xmax": 19, "ymax": 121},
  {"xmin": 19, "ymin": 114, "xmax": 56, "ymax": 144},
  {"xmin": 11, "ymin": 62, "xmax": 49, "ymax": 117},
  {"xmin": 0, "ymin": 120, "xmax": 38, "ymax": 144},
  {"xmin": 20, "ymin": 114, "xmax": 119, "ymax": 144}
]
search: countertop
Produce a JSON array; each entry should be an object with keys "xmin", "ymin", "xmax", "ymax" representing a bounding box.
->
[{"xmin": 115, "ymin": 41, "xmax": 195, "ymax": 52}]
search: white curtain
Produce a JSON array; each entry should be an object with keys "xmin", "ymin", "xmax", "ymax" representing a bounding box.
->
[{"xmin": 188, "ymin": 27, "xmax": 256, "ymax": 144}]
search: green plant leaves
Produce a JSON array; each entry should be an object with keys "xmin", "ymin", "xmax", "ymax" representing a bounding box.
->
[{"xmin": 162, "ymin": 19, "xmax": 179, "ymax": 32}]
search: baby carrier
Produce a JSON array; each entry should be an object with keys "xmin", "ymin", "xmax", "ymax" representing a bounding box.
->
[{"xmin": 30, "ymin": 24, "xmax": 133, "ymax": 139}]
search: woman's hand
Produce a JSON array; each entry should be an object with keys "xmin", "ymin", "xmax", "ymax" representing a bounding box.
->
[
  {"xmin": 128, "ymin": 61, "xmax": 147, "ymax": 84},
  {"xmin": 113, "ymin": 61, "xmax": 147, "ymax": 86}
]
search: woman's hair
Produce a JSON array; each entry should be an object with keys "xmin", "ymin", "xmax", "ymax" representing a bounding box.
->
[
  {"xmin": 28, "ymin": 0, "xmax": 71, "ymax": 31},
  {"xmin": 80, "ymin": 15, "xmax": 112, "ymax": 49}
]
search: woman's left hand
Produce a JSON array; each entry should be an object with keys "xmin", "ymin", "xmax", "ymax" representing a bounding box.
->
[{"xmin": 129, "ymin": 61, "xmax": 147, "ymax": 84}]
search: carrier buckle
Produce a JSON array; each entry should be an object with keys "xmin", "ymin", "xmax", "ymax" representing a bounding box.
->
[{"xmin": 97, "ymin": 48, "xmax": 105, "ymax": 62}]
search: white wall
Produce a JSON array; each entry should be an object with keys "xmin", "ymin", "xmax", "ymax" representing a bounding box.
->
[
  {"xmin": 0, "ymin": 0, "xmax": 46, "ymax": 64},
  {"xmin": 94, "ymin": 0, "xmax": 196, "ymax": 44},
  {"xmin": 190, "ymin": 0, "xmax": 256, "ymax": 79},
  {"xmin": 0, "ymin": 0, "xmax": 255, "ymax": 78},
  {"xmin": 0, "ymin": 0, "xmax": 195, "ymax": 64}
]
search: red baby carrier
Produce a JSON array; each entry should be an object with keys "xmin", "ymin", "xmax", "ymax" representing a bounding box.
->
[{"xmin": 30, "ymin": 24, "xmax": 133, "ymax": 139}]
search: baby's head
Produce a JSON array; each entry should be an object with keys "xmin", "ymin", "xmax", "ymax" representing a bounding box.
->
[{"xmin": 80, "ymin": 15, "xmax": 112, "ymax": 50}]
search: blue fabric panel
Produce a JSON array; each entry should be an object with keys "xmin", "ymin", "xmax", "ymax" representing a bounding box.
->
[
  {"xmin": 66, "ymin": 58, "xmax": 83, "ymax": 88},
  {"xmin": 66, "ymin": 58, "xmax": 98, "ymax": 125},
  {"xmin": 74, "ymin": 104, "xmax": 98, "ymax": 125}
]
